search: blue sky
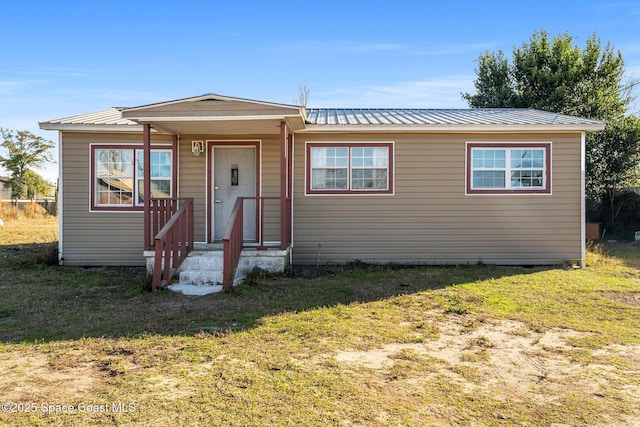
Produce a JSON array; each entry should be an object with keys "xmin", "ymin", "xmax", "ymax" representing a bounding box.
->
[{"xmin": 1, "ymin": 0, "xmax": 639, "ymax": 181}]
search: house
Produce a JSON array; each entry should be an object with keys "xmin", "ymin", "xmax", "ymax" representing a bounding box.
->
[
  {"xmin": 0, "ymin": 176, "xmax": 12, "ymax": 200},
  {"xmin": 39, "ymin": 94, "xmax": 605, "ymax": 291}
]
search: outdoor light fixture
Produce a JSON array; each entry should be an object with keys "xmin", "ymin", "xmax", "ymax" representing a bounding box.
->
[{"xmin": 192, "ymin": 140, "xmax": 203, "ymax": 156}]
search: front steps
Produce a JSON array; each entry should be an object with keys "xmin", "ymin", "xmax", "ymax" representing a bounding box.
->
[
  {"xmin": 145, "ymin": 244, "xmax": 290, "ymax": 296},
  {"xmin": 169, "ymin": 250, "xmax": 225, "ymax": 295}
]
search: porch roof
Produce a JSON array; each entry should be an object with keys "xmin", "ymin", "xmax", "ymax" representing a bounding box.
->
[
  {"xmin": 120, "ymin": 94, "xmax": 306, "ymax": 135},
  {"xmin": 39, "ymin": 108, "xmax": 141, "ymax": 131}
]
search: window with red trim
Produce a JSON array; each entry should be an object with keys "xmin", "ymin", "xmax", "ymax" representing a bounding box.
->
[
  {"xmin": 306, "ymin": 142, "xmax": 393, "ymax": 194},
  {"xmin": 466, "ymin": 143, "xmax": 551, "ymax": 194},
  {"xmin": 91, "ymin": 145, "xmax": 174, "ymax": 210}
]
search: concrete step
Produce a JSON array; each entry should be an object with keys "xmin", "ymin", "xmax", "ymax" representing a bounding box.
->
[
  {"xmin": 167, "ymin": 282, "xmax": 224, "ymax": 296},
  {"xmin": 178, "ymin": 268, "xmax": 223, "ymax": 286},
  {"xmin": 147, "ymin": 246, "xmax": 290, "ymax": 296},
  {"xmin": 178, "ymin": 251, "xmax": 223, "ymax": 271}
]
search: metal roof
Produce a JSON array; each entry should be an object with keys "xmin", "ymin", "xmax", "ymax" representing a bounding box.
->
[
  {"xmin": 39, "ymin": 108, "xmax": 138, "ymax": 130},
  {"xmin": 40, "ymin": 105, "xmax": 606, "ymax": 132},
  {"xmin": 305, "ymin": 108, "xmax": 605, "ymax": 127}
]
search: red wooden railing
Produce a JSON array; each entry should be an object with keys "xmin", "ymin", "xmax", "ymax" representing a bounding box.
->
[
  {"xmin": 222, "ymin": 198, "xmax": 244, "ymax": 292},
  {"xmin": 151, "ymin": 198, "xmax": 194, "ymax": 291},
  {"xmin": 222, "ymin": 196, "xmax": 292, "ymax": 291}
]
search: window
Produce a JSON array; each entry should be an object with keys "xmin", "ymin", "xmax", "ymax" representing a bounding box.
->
[
  {"xmin": 307, "ymin": 142, "xmax": 393, "ymax": 194},
  {"xmin": 136, "ymin": 150, "xmax": 172, "ymax": 204},
  {"xmin": 466, "ymin": 143, "xmax": 551, "ymax": 194},
  {"xmin": 95, "ymin": 148, "xmax": 134, "ymax": 206},
  {"xmin": 92, "ymin": 146, "xmax": 173, "ymax": 209}
]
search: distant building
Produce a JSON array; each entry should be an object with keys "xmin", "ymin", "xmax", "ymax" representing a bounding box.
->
[{"xmin": 0, "ymin": 176, "xmax": 12, "ymax": 200}]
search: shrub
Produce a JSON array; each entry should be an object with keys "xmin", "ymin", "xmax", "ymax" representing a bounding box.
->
[
  {"xmin": 23, "ymin": 201, "xmax": 47, "ymax": 218},
  {"xmin": 0, "ymin": 203, "xmax": 19, "ymax": 221}
]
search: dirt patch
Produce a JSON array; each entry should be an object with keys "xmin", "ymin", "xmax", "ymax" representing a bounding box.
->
[
  {"xmin": 600, "ymin": 291, "xmax": 640, "ymax": 306},
  {"xmin": 334, "ymin": 311, "xmax": 640, "ymax": 415},
  {"xmin": 0, "ymin": 351, "xmax": 98, "ymax": 402}
]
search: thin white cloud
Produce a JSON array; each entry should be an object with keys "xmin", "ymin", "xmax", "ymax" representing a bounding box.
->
[
  {"xmin": 410, "ymin": 43, "xmax": 496, "ymax": 56},
  {"xmin": 12, "ymin": 69, "xmax": 90, "ymax": 78},
  {"xmin": 0, "ymin": 81, "xmax": 22, "ymax": 94},
  {"xmin": 95, "ymin": 89, "xmax": 167, "ymax": 106},
  {"xmin": 278, "ymin": 40, "xmax": 407, "ymax": 53},
  {"xmin": 597, "ymin": 2, "xmax": 640, "ymax": 15},
  {"xmin": 311, "ymin": 76, "xmax": 475, "ymax": 108},
  {"xmin": 0, "ymin": 80, "xmax": 44, "ymax": 95},
  {"xmin": 277, "ymin": 40, "xmax": 492, "ymax": 56}
]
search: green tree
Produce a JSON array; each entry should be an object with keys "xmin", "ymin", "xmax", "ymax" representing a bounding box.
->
[
  {"xmin": 587, "ymin": 115, "xmax": 640, "ymax": 233},
  {"xmin": 462, "ymin": 30, "xmax": 640, "ymax": 234},
  {"xmin": 462, "ymin": 30, "xmax": 631, "ymax": 118},
  {"xmin": 22, "ymin": 169, "xmax": 51, "ymax": 200},
  {"xmin": 0, "ymin": 129, "xmax": 54, "ymax": 199}
]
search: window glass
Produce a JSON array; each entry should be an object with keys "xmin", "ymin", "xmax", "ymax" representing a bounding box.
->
[
  {"xmin": 311, "ymin": 147, "xmax": 348, "ymax": 167},
  {"xmin": 308, "ymin": 143, "xmax": 392, "ymax": 193},
  {"xmin": 352, "ymin": 169, "xmax": 388, "ymax": 189},
  {"xmin": 473, "ymin": 171, "xmax": 505, "ymax": 188},
  {"xmin": 472, "ymin": 149, "xmax": 505, "ymax": 168},
  {"xmin": 136, "ymin": 150, "xmax": 172, "ymax": 203},
  {"xmin": 95, "ymin": 149, "xmax": 134, "ymax": 206},
  {"xmin": 312, "ymin": 168, "xmax": 348, "ymax": 189},
  {"xmin": 469, "ymin": 145, "xmax": 548, "ymax": 193},
  {"xmin": 94, "ymin": 146, "xmax": 173, "ymax": 208}
]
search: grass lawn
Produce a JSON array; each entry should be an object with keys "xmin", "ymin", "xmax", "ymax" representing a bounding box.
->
[{"xmin": 0, "ymin": 216, "xmax": 639, "ymax": 426}]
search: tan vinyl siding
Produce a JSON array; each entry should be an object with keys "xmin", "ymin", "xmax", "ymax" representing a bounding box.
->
[
  {"xmin": 60, "ymin": 132, "xmax": 173, "ymax": 266},
  {"xmin": 177, "ymin": 135, "xmax": 283, "ymax": 243},
  {"xmin": 259, "ymin": 136, "xmax": 284, "ymax": 242},
  {"xmin": 61, "ymin": 131, "xmax": 286, "ymax": 265},
  {"xmin": 293, "ymin": 132, "xmax": 582, "ymax": 265},
  {"xmin": 176, "ymin": 136, "xmax": 208, "ymax": 241}
]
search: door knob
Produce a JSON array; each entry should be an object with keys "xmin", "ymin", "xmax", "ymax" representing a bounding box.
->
[{"xmin": 215, "ymin": 199, "xmax": 222, "ymax": 204}]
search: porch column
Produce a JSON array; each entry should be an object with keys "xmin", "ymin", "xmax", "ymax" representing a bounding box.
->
[
  {"xmin": 143, "ymin": 124, "xmax": 151, "ymax": 250},
  {"xmin": 280, "ymin": 121, "xmax": 287, "ymax": 249}
]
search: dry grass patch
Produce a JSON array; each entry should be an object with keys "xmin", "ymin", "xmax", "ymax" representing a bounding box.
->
[{"xmin": 1, "ymin": 217, "xmax": 640, "ymax": 425}]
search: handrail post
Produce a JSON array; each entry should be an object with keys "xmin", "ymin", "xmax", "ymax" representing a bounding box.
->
[
  {"xmin": 222, "ymin": 197, "xmax": 244, "ymax": 292},
  {"xmin": 150, "ymin": 198, "xmax": 194, "ymax": 290}
]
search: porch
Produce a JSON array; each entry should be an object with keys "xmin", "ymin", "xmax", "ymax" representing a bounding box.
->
[
  {"xmin": 123, "ymin": 95, "xmax": 303, "ymax": 292},
  {"xmin": 144, "ymin": 243, "xmax": 290, "ymax": 295},
  {"xmin": 143, "ymin": 195, "xmax": 291, "ymax": 293}
]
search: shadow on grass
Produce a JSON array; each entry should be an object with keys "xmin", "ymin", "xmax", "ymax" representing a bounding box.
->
[
  {"xmin": 597, "ymin": 242, "xmax": 640, "ymax": 270},
  {"xmin": 0, "ymin": 242, "xmax": 552, "ymax": 343}
]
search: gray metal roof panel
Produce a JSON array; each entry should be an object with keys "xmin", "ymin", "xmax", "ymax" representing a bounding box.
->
[
  {"xmin": 40, "ymin": 106, "xmax": 605, "ymax": 130},
  {"xmin": 305, "ymin": 108, "xmax": 605, "ymax": 127},
  {"xmin": 40, "ymin": 108, "xmax": 137, "ymax": 127}
]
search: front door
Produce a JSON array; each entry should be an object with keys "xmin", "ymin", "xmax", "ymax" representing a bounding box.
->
[{"xmin": 212, "ymin": 147, "xmax": 257, "ymax": 241}]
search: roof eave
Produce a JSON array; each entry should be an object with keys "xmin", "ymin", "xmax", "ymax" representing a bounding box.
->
[
  {"xmin": 299, "ymin": 123, "xmax": 606, "ymax": 133},
  {"xmin": 130, "ymin": 114, "xmax": 301, "ymax": 123},
  {"xmin": 39, "ymin": 123, "xmax": 146, "ymax": 132}
]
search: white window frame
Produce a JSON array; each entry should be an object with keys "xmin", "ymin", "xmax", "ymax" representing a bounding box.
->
[
  {"xmin": 466, "ymin": 142, "xmax": 552, "ymax": 195},
  {"xmin": 306, "ymin": 142, "xmax": 394, "ymax": 195}
]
